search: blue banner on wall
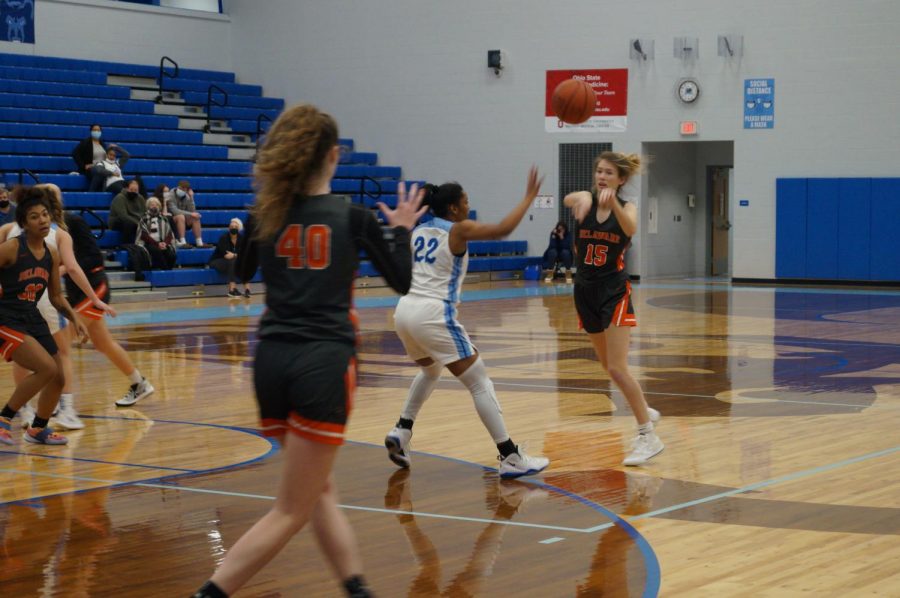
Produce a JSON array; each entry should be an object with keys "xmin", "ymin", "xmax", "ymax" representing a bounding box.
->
[
  {"xmin": 744, "ymin": 78, "xmax": 774, "ymax": 129},
  {"xmin": 1, "ymin": 0, "xmax": 35, "ymax": 44}
]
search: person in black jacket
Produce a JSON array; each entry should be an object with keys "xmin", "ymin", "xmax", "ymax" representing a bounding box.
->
[
  {"xmin": 209, "ymin": 217, "xmax": 250, "ymax": 298},
  {"xmin": 542, "ymin": 221, "xmax": 573, "ymax": 283},
  {"xmin": 192, "ymin": 103, "xmax": 425, "ymax": 598},
  {"xmin": 70, "ymin": 124, "xmax": 107, "ymax": 191}
]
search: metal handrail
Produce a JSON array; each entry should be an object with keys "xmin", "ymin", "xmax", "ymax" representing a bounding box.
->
[
  {"xmin": 203, "ymin": 84, "xmax": 229, "ymax": 133},
  {"xmin": 156, "ymin": 56, "xmax": 180, "ymax": 104},
  {"xmin": 255, "ymin": 113, "xmax": 273, "ymax": 150},
  {"xmin": 17, "ymin": 168, "xmax": 40, "ymax": 184},
  {"xmin": 71, "ymin": 209, "xmax": 107, "ymax": 240}
]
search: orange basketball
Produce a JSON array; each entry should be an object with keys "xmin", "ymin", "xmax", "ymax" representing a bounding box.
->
[{"xmin": 551, "ymin": 79, "xmax": 597, "ymax": 125}]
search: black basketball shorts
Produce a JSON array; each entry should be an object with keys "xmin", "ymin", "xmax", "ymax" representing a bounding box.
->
[
  {"xmin": 573, "ymin": 279, "xmax": 637, "ymax": 333},
  {"xmin": 254, "ymin": 338, "xmax": 357, "ymax": 445}
]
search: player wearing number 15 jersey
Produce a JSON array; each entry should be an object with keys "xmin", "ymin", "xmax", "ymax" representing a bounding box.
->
[
  {"xmin": 564, "ymin": 151, "xmax": 664, "ymax": 467},
  {"xmin": 385, "ymin": 168, "xmax": 551, "ymax": 479}
]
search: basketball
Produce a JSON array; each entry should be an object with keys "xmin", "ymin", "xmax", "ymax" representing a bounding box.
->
[{"xmin": 551, "ymin": 79, "xmax": 597, "ymax": 124}]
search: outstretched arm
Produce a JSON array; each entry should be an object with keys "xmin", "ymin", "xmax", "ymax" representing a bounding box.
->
[
  {"xmin": 56, "ymin": 229, "xmax": 116, "ymax": 317},
  {"xmin": 47, "ymin": 246, "xmax": 89, "ymax": 342},
  {"xmin": 449, "ymin": 167, "xmax": 543, "ymax": 251}
]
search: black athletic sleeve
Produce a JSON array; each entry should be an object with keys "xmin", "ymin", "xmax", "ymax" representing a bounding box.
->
[
  {"xmin": 235, "ymin": 214, "xmax": 259, "ymax": 283},
  {"xmin": 350, "ymin": 205, "xmax": 412, "ymax": 295}
]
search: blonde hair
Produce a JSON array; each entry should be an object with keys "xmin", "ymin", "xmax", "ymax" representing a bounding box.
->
[
  {"xmin": 229, "ymin": 217, "xmax": 243, "ymax": 231},
  {"xmin": 252, "ymin": 104, "xmax": 339, "ymax": 240},
  {"xmin": 35, "ymin": 183, "xmax": 68, "ymax": 231},
  {"xmin": 593, "ymin": 151, "xmax": 643, "ymax": 195},
  {"xmin": 146, "ymin": 197, "xmax": 162, "ymax": 210}
]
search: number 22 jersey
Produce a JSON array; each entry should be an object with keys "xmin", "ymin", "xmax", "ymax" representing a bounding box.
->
[{"xmin": 406, "ymin": 217, "xmax": 469, "ymax": 304}]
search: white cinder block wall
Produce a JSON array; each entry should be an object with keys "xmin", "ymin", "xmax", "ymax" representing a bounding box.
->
[
  {"xmin": 12, "ymin": 0, "xmax": 898, "ymax": 280},
  {"xmin": 225, "ymin": 0, "xmax": 900, "ymax": 279}
]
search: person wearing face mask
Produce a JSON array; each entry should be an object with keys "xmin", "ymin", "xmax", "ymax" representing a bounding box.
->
[
  {"xmin": 0, "ymin": 186, "xmax": 16, "ymax": 226},
  {"xmin": 209, "ymin": 217, "xmax": 250, "ymax": 297},
  {"xmin": 109, "ymin": 179, "xmax": 146, "ymax": 246},
  {"xmin": 93, "ymin": 145, "xmax": 131, "ymax": 194},
  {"xmin": 71, "ymin": 124, "xmax": 107, "ymax": 189},
  {"xmin": 165, "ymin": 180, "xmax": 206, "ymax": 247},
  {"xmin": 137, "ymin": 197, "xmax": 177, "ymax": 270}
]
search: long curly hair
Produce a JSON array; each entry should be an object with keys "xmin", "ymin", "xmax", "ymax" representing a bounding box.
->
[
  {"xmin": 251, "ymin": 104, "xmax": 339, "ymax": 240},
  {"xmin": 36, "ymin": 183, "xmax": 69, "ymax": 231}
]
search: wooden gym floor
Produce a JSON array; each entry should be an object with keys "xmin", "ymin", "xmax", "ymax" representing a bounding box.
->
[{"xmin": 0, "ymin": 279, "xmax": 898, "ymax": 596}]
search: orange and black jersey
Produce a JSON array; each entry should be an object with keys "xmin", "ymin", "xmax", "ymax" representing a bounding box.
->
[
  {"xmin": 237, "ymin": 194, "xmax": 412, "ymax": 344},
  {"xmin": 0, "ymin": 236, "xmax": 52, "ymax": 314},
  {"xmin": 574, "ymin": 194, "xmax": 632, "ymax": 287}
]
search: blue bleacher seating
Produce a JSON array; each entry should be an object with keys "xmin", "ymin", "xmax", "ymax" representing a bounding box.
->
[{"xmin": 1, "ymin": 51, "xmax": 535, "ymax": 290}]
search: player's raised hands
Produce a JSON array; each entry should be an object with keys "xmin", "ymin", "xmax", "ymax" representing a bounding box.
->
[{"xmin": 378, "ymin": 182, "xmax": 428, "ymax": 231}]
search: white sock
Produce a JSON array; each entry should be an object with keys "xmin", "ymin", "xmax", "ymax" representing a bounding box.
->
[
  {"xmin": 456, "ymin": 357, "xmax": 509, "ymax": 443},
  {"xmin": 128, "ymin": 370, "xmax": 143, "ymax": 385},
  {"xmin": 637, "ymin": 421, "xmax": 654, "ymax": 435},
  {"xmin": 196, "ymin": 237, "xmax": 204, "ymax": 246},
  {"xmin": 59, "ymin": 393, "xmax": 74, "ymax": 408},
  {"xmin": 179, "ymin": 238, "xmax": 186, "ymax": 244},
  {"xmin": 400, "ymin": 362, "xmax": 442, "ymax": 421}
]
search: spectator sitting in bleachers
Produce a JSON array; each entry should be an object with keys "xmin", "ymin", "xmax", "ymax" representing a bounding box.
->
[
  {"xmin": 109, "ymin": 179, "xmax": 146, "ymax": 246},
  {"xmin": 151, "ymin": 182, "xmax": 176, "ymax": 228},
  {"xmin": 166, "ymin": 180, "xmax": 207, "ymax": 248},
  {"xmin": 543, "ymin": 221, "xmax": 573, "ymax": 283},
  {"xmin": 0, "ymin": 185, "xmax": 15, "ymax": 225},
  {"xmin": 71, "ymin": 123, "xmax": 106, "ymax": 189},
  {"xmin": 209, "ymin": 217, "xmax": 250, "ymax": 298},
  {"xmin": 137, "ymin": 197, "xmax": 177, "ymax": 270},
  {"xmin": 92, "ymin": 145, "xmax": 131, "ymax": 194}
]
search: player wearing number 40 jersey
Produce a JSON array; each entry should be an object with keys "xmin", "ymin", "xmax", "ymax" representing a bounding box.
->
[
  {"xmin": 564, "ymin": 151, "xmax": 663, "ymax": 467},
  {"xmin": 384, "ymin": 167, "xmax": 551, "ymax": 480},
  {"xmin": 194, "ymin": 104, "xmax": 426, "ymax": 598}
]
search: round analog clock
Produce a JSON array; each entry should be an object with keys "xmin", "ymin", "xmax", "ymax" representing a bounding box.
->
[{"xmin": 677, "ymin": 79, "xmax": 700, "ymax": 103}]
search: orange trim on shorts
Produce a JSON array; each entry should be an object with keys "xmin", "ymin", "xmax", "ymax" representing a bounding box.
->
[
  {"xmin": 0, "ymin": 326, "xmax": 26, "ymax": 362},
  {"xmin": 73, "ymin": 281, "xmax": 108, "ymax": 320},
  {"xmin": 612, "ymin": 280, "xmax": 637, "ymax": 327},
  {"xmin": 259, "ymin": 417, "xmax": 289, "ymax": 438},
  {"xmin": 345, "ymin": 356, "xmax": 357, "ymax": 416},
  {"xmin": 286, "ymin": 412, "xmax": 346, "ymax": 446}
]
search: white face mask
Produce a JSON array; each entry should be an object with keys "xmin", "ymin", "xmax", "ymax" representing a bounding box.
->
[{"xmin": 175, "ymin": 189, "xmax": 187, "ymax": 199}]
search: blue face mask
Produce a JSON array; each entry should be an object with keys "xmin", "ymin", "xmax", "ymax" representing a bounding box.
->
[{"xmin": 91, "ymin": 130, "xmax": 102, "ymax": 140}]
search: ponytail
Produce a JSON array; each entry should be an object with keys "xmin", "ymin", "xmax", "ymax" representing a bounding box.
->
[{"xmin": 252, "ymin": 104, "xmax": 338, "ymax": 240}]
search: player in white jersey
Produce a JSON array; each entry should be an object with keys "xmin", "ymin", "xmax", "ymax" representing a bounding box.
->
[
  {"xmin": 386, "ymin": 167, "xmax": 551, "ymax": 478},
  {"xmin": 0, "ymin": 184, "xmax": 114, "ymax": 430}
]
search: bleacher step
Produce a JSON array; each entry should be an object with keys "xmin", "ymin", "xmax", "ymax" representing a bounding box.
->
[
  {"xmin": 131, "ymin": 89, "xmax": 184, "ymax": 103},
  {"xmin": 203, "ymin": 133, "xmax": 254, "ymax": 147},
  {"xmin": 107, "ymin": 75, "xmax": 156, "ymax": 89},
  {"xmin": 180, "ymin": 118, "xmax": 229, "ymax": 131},
  {"xmin": 110, "ymin": 279, "xmax": 152, "ymax": 290},
  {"xmin": 111, "ymin": 289, "xmax": 169, "ymax": 303},
  {"xmin": 106, "ymin": 271, "xmax": 137, "ymax": 283},
  {"xmin": 228, "ymin": 147, "xmax": 257, "ymax": 161},
  {"xmin": 155, "ymin": 104, "xmax": 205, "ymax": 117}
]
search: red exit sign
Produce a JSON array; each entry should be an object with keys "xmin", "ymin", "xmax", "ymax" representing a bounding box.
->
[{"xmin": 680, "ymin": 121, "xmax": 698, "ymax": 135}]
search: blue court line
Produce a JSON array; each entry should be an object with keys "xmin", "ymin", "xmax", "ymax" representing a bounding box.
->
[
  {"xmin": 583, "ymin": 444, "xmax": 900, "ymax": 533},
  {"xmin": 0, "ymin": 416, "xmax": 278, "ymax": 508},
  {"xmin": 103, "ymin": 281, "xmax": 900, "ymax": 329},
  {"xmin": 0, "ymin": 449, "xmax": 198, "ymax": 473}
]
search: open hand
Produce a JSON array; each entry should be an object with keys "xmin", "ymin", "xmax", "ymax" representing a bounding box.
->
[
  {"xmin": 91, "ymin": 298, "xmax": 116, "ymax": 318},
  {"xmin": 377, "ymin": 182, "xmax": 428, "ymax": 230}
]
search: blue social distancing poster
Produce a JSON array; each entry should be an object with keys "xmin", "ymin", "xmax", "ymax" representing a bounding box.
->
[
  {"xmin": 744, "ymin": 79, "xmax": 774, "ymax": 129},
  {"xmin": 1, "ymin": 0, "xmax": 35, "ymax": 44}
]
